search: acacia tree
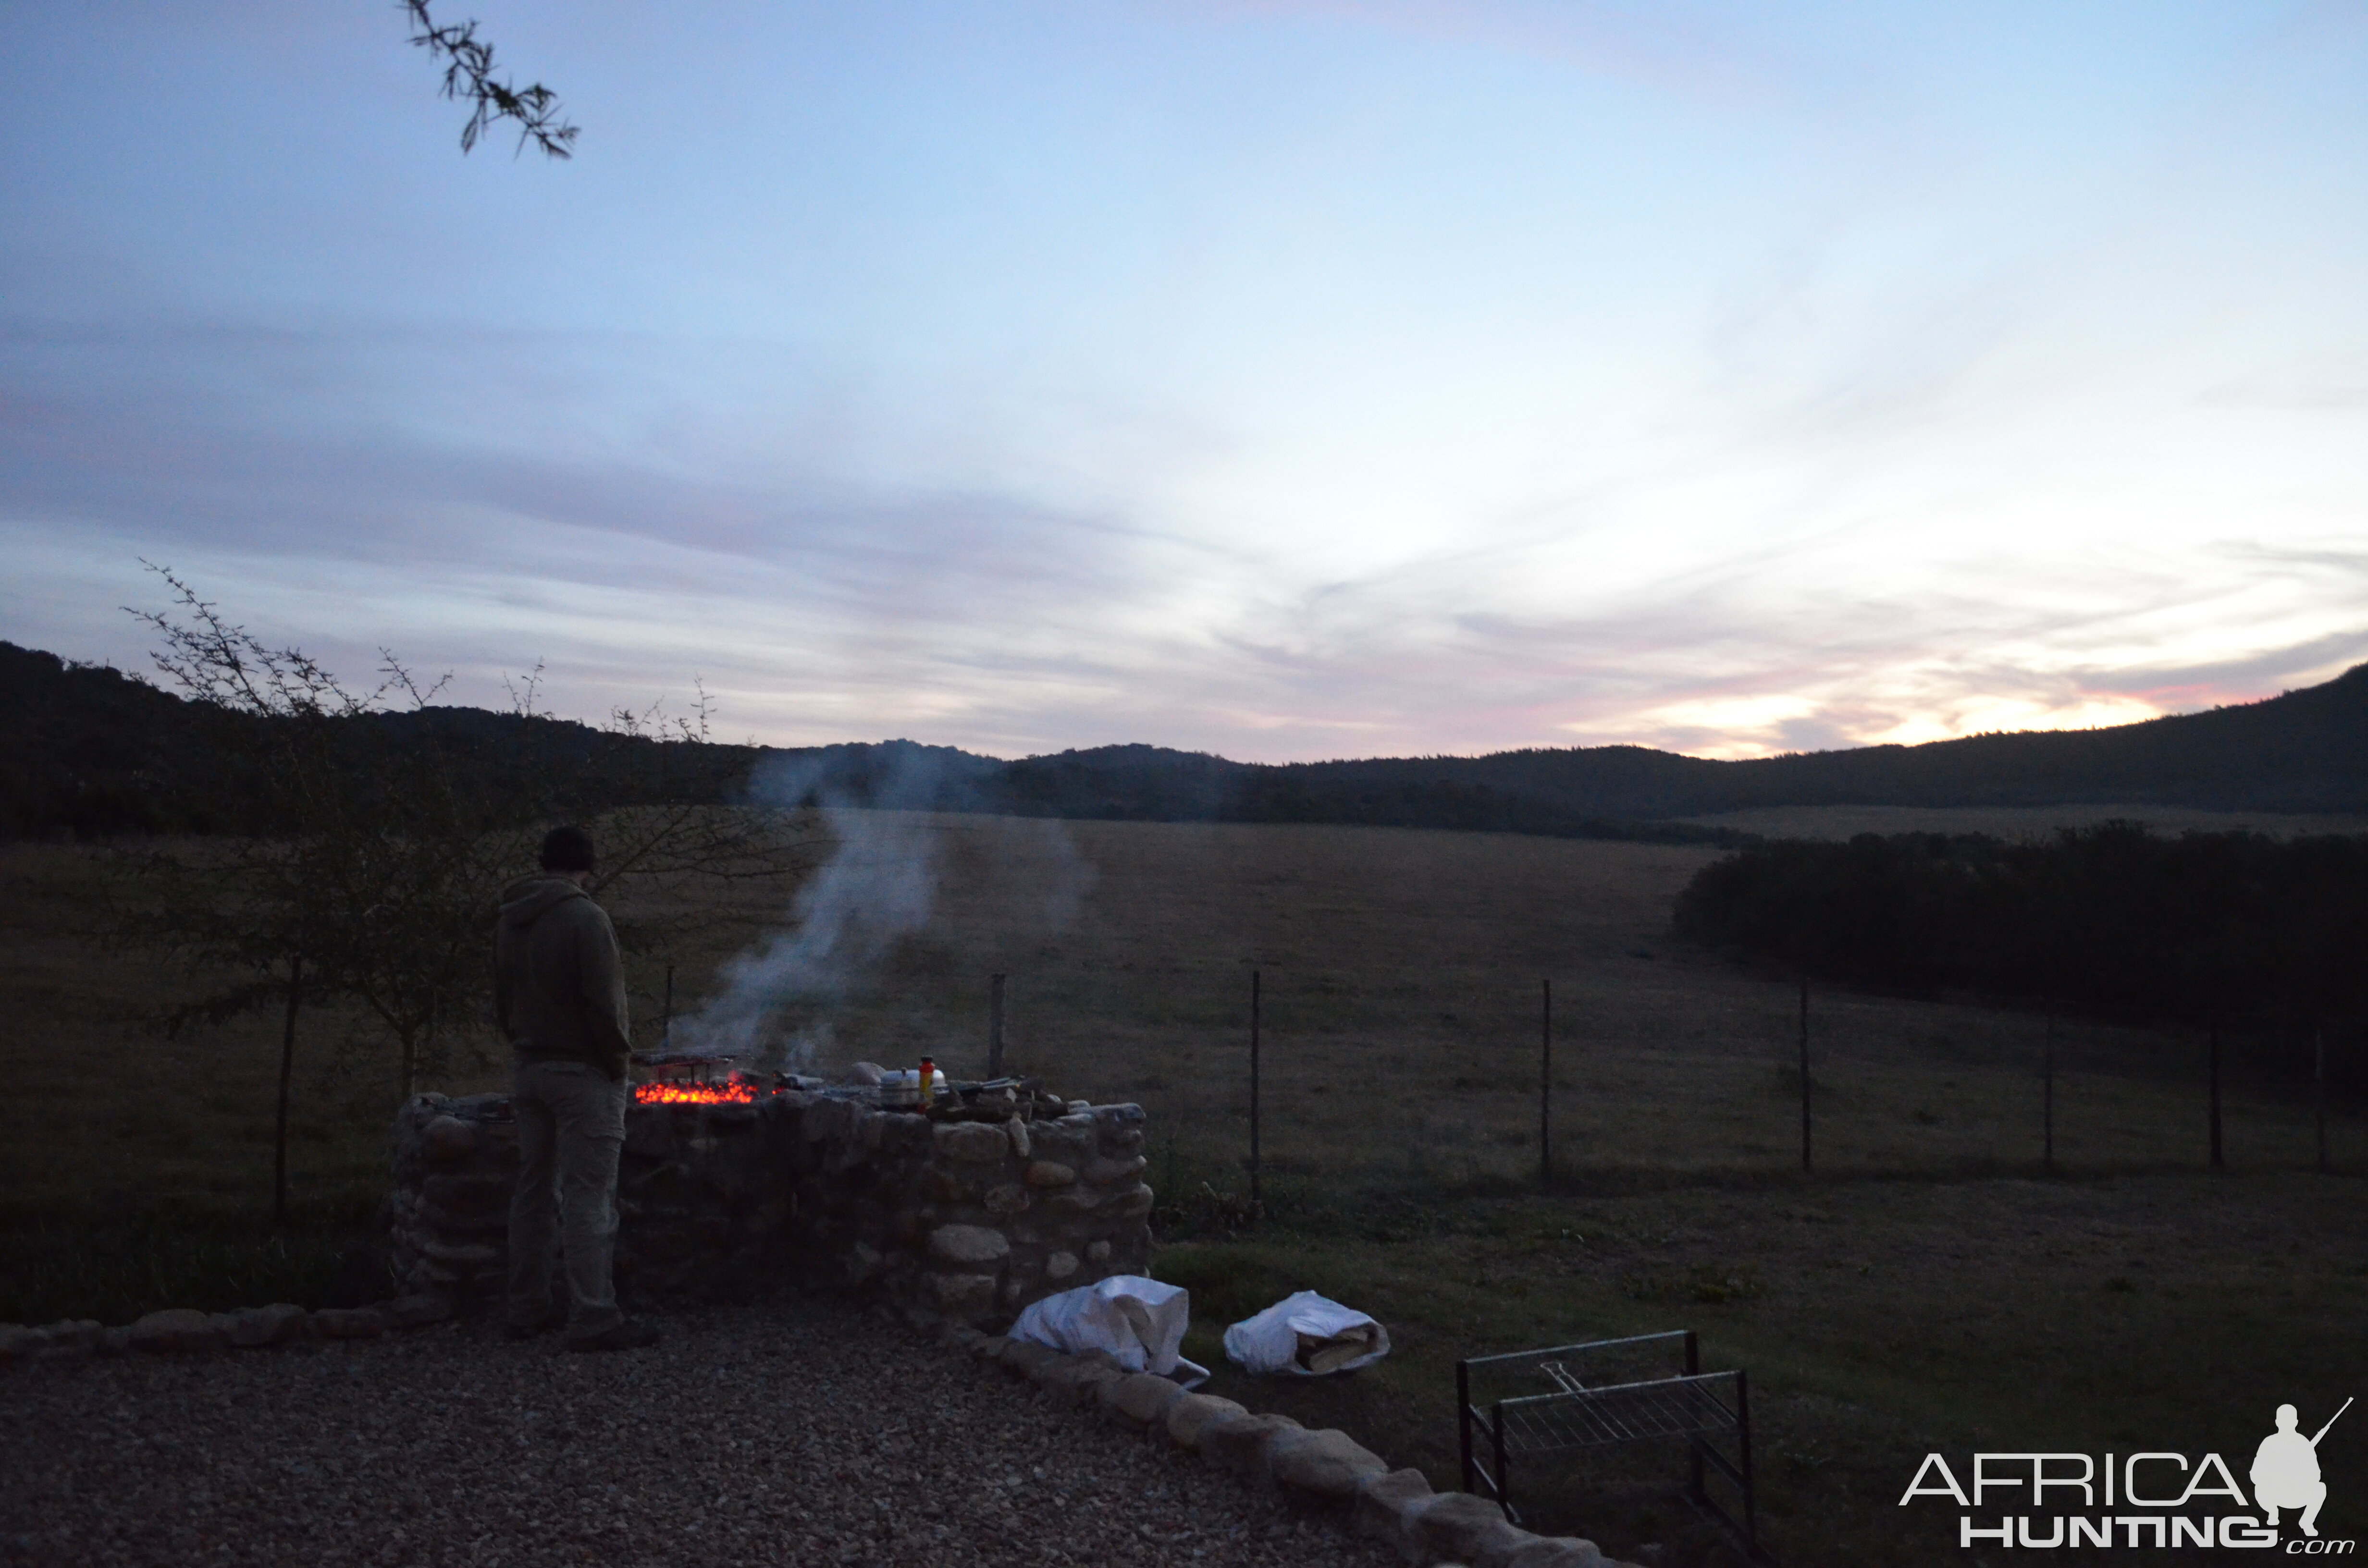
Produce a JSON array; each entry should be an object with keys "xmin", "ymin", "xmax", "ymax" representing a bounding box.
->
[{"xmin": 115, "ymin": 569, "xmax": 813, "ymax": 1198}]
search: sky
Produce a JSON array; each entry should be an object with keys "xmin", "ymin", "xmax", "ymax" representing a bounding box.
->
[{"xmin": 3, "ymin": 1, "xmax": 2364, "ymax": 762}]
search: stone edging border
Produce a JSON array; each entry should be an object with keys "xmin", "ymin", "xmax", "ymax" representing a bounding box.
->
[
  {"xmin": 0, "ymin": 1295, "xmax": 455, "ymax": 1361},
  {"xmin": 937, "ymin": 1322, "xmax": 1638, "ymax": 1568}
]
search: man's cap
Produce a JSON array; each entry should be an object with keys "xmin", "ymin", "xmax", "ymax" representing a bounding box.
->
[{"xmin": 538, "ymin": 825, "xmax": 598, "ymax": 873}]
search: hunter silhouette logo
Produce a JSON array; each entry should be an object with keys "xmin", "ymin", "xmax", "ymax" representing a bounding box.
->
[
  {"xmin": 2255, "ymin": 1398, "xmax": 2349, "ymax": 1539},
  {"xmin": 1896, "ymin": 1394, "xmax": 2354, "ymax": 1549}
]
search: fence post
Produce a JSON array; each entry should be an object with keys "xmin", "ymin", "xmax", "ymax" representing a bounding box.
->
[
  {"xmin": 274, "ymin": 952, "xmax": 304, "ymax": 1228},
  {"xmin": 1540, "ymin": 977, "xmax": 1552, "ymax": 1191},
  {"xmin": 2316, "ymin": 1025, "xmax": 2328, "ymax": 1175},
  {"xmin": 2208, "ymin": 1013, "xmax": 2224, "ymax": 1171},
  {"xmin": 2043, "ymin": 1004, "xmax": 2055, "ymax": 1175},
  {"xmin": 988, "ymin": 972, "xmax": 1007, "ymax": 1078},
  {"xmin": 1798, "ymin": 977, "xmax": 1812, "ymax": 1174},
  {"xmin": 1249, "ymin": 969, "xmax": 1262, "ymax": 1208}
]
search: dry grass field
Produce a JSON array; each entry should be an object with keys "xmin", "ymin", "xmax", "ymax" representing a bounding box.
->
[{"xmin": 5, "ymin": 809, "xmax": 2363, "ymax": 1564}]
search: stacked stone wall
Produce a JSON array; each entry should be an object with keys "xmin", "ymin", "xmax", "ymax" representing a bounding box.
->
[{"xmin": 388, "ymin": 1087, "xmax": 1155, "ymax": 1324}]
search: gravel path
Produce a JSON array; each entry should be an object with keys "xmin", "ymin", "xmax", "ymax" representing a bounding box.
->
[{"xmin": 0, "ymin": 1298, "xmax": 1402, "ymax": 1568}]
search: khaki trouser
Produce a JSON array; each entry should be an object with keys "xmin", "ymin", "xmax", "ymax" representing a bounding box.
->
[{"xmin": 506, "ymin": 1059, "xmax": 627, "ymax": 1339}]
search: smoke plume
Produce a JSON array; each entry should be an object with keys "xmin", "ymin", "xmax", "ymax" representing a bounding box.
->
[{"xmin": 669, "ymin": 746, "xmax": 952, "ymax": 1068}]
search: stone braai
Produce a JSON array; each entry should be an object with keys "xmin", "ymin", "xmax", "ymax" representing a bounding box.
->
[{"xmin": 389, "ymin": 1081, "xmax": 1156, "ymax": 1321}]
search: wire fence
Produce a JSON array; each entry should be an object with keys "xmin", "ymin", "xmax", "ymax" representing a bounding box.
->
[{"xmin": 754, "ymin": 963, "xmax": 2367, "ymax": 1208}]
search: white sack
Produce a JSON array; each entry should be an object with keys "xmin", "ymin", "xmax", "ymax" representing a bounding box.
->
[
  {"xmin": 1009, "ymin": 1275, "xmax": 1209, "ymax": 1386},
  {"xmin": 1221, "ymin": 1290, "xmax": 1391, "ymax": 1377}
]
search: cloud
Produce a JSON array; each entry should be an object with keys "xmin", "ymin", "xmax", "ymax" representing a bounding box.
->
[
  {"xmin": 9, "ymin": 299, "xmax": 2362, "ymax": 768},
  {"xmin": 0, "ymin": 316, "xmax": 1197, "ymax": 724},
  {"xmin": 2068, "ymin": 625, "xmax": 2368, "ymax": 705}
]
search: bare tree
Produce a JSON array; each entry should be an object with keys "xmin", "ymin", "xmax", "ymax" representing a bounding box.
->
[
  {"xmin": 114, "ymin": 567, "xmax": 811, "ymax": 1143},
  {"xmin": 403, "ymin": 0, "xmax": 579, "ymax": 159}
]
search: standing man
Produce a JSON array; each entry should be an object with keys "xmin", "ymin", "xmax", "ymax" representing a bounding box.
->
[{"xmin": 495, "ymin": 825, "xmax": 659, "ymax": 1351}]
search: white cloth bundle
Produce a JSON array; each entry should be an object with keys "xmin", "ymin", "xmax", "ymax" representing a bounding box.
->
[
  {"xmin": 1009, "ymin": 1275, "xmax": 1209, "ymax": 1386},
  {"xmin": 1221, "ymin": 1290, "xmax": 1391, "ymax": 1376}
]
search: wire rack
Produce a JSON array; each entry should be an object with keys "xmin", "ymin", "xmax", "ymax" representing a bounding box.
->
[
  {"xmin": 1495, "ymin": 1371, "xmax": 1739, "ymax": 1454},
  {"xmin": 1457, "ymin": 1331, "xmax": 1771, "ymax": 1564}
]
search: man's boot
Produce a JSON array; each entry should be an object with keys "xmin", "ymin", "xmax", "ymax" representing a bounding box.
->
[{"xmin": 565, "ymin": 1320, "xmax": 661, "ymax": 1353}]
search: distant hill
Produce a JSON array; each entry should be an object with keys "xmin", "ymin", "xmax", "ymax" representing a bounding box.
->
[
  {"xmin": 0, "ymin": 642, "xmax": 764, "ymax": 839},
  {"xmin": 1, "ymin": 642, "xmax": 215, "ymax": 836},
  {"xmin": 5, "ymin": 637, "xmax": 2362, "ymax": 841},
  {"xmin": 887, "ymin": 662, "xmax": 2368, "ymax": 825},
  {"xmin": 1278, "ymin": 662, "xmax": 2368, "ymax": 818}
]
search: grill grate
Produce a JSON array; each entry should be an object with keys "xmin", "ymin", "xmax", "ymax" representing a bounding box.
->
[{"xmin": 1495, "ymin": 1372, "xmax": 1738, "ymax": 1454}]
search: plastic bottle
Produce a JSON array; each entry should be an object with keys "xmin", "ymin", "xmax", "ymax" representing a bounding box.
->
[{"xmin": 918, "ymin": 1057, "xmax": 937, "ymax": 1108}]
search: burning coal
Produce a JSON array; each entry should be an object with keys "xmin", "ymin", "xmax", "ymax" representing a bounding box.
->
[{"xmin": 632, "ymin": 1080, "xmax": 758, "ymax": 1105}]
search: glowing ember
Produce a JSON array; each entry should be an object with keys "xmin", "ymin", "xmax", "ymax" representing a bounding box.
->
[{"xmin": 632, "ymin": 1080, "xmax": 758, "ymax": 1105}]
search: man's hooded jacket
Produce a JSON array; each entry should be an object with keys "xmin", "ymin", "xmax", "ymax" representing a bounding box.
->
[{"xmin": 495, "ymin": 875, "xmax": 633, "ymax": 1080}]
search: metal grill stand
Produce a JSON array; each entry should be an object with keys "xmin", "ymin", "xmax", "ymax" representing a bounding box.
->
[{"xmin": 1457, "ymin": 1330, "xmax": 1767, "ymax": 1563}]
